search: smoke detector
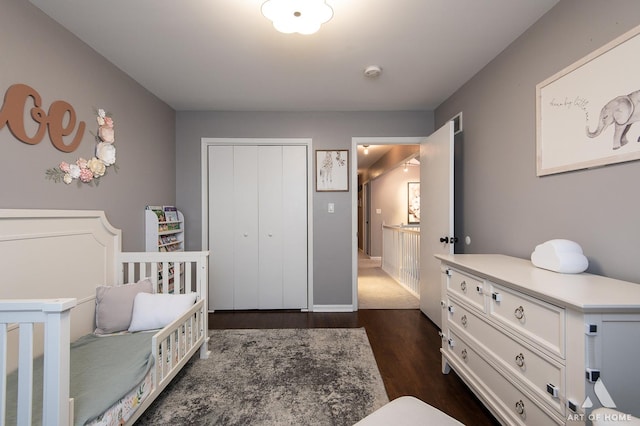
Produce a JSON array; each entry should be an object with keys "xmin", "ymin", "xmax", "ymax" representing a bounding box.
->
[{"xmin": 364, "ymin": 65, "xmax": 382, "ymax": 78}]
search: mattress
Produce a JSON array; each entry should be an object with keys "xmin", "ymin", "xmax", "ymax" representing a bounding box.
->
[{"xmin": 6, "ymin": 332, "xmax": 154, "ymax": 425}]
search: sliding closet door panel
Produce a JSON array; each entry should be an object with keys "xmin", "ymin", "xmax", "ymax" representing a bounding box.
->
[
  {"xmin": 282, "ymin": 145, "xmax": 308, "ymax": 308},
  {"xmin": 233, "ymin": 145, "xmax": 259, "ymax": 309},
  {"xmin": 208, "ymin": 145, "xmax": 235, "ymax": 310},
  {"xmin": 258, "ymin": 146, "xmax": 284, "ymax": 309}
]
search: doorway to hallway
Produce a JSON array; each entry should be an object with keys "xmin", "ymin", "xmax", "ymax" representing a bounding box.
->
[{"xmin": 351, "ymin": 136, "xmax": 425, "ymax": 310}]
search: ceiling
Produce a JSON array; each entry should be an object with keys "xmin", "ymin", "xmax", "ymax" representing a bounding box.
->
[
  {"xmin": 356, "ymin": 144, "xmax": 394, "ymax": 170},
  {"xmin": 29, "ymin": 0, "xmax": 559, "ymax": 112}
]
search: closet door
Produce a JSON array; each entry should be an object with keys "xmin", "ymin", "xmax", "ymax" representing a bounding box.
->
[
  {"xmin": 208, "ymin": 144, "xmax": 307, "ymax": 310},
  {"xmin": 282, "ymin": 145, "xmax": 307, "ymax": 308},
  {"xmin": 208, "ymin": 145, "xmax": 235, "ymax": 310},
  {"xmin": 258, "ymin": 146, "xmax": 284, "ymax": 308},
  {"xmin": 233, "ymin": 146, "xmax": 259, "ymax": 309}
]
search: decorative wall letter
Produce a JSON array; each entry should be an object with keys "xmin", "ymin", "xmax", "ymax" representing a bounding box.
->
[{"xmin": 0, "ymin": 83, "xmax": 86, "ymax": 152}]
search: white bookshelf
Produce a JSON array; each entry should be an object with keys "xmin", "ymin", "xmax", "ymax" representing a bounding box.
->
[{"xmin": 145, "ymin": 208, "xmax": 184, "ymax": 252}]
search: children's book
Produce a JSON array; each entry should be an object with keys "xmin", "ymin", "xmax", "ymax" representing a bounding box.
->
[{"xmin": 163, "ymin": 205, "xmax": 179, "ymax": 222}]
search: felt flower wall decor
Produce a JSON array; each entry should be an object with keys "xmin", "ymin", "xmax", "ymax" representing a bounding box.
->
[{"xmin": 46, "ymin": 108, "xmax": 118, "ymax": 186}]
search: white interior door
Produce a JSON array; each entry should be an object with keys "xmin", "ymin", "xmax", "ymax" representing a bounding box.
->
[
  {"xmin": 208, "ymin": 144, "xmax": 308, "ymax": 310},
  {"xmin": 282, "ymin": 145, "xmax": 308, "ymax": 308},
  {"xmin": 419, "ymin": 121, "xmax": 454, "ymax": 328},
  {"xmin": 258, "ymin": 146, "xmax": 284, "ymax": 308},
  {"xmin": 233, "ymin": 145, "xmax": 259, "ymax": 309},
  {"xmin": 208, "ymin": 145, "xmax": 235, "ymax": 310}
]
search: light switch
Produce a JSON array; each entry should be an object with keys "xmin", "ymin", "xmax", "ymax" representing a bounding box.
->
[
  {"xmin": 376, "ymin": 209, "xmax": 382, "ymax": 214},
  {"xmin": 328, "ymin": 203, "xmax": 335, "ymax": 213}
]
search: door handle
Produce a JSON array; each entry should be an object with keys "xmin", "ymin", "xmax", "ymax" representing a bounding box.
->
[{"xmin": 439, "ymin": 236, "xmax": 458, "ymax": 244}]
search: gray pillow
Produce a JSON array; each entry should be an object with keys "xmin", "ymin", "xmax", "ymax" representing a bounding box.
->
[{"xmin": 94, "ymin": 278, "xmax": 153, "ymax": 335}]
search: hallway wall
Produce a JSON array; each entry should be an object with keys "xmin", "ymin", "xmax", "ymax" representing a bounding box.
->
[{"xmin": 369, "ymin": 164, "xmax": 420, "ymax": 257}]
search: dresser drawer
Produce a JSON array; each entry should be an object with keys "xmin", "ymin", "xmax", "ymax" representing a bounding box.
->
[
  {"xmin": 445, "ymin": 331, "xmax": 563, "ymax": 426},
  {"xmin": 447, "ymin": 298, "xmax": 564, "ymax": 415},
  {"xmin": 489, "ymin": 282, "xmax": 565, "ymax": 358},
  {"xmin": 447, "ymin": 268, "xmax": 486, "ymax": 312}
]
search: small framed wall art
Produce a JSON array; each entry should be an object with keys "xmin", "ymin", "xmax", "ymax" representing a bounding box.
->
[
  {"xmin": 316, "ymin": 150, "xmax": 349, "ymax": 191},
  {"xmin": 408, "ymin": 182, "xmax": 420, "ymax": 224}
]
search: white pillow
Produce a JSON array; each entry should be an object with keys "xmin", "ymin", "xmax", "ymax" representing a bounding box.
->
[{"xmin": 128, "ymin": 292, "xmax": 198, "ymax": 332}]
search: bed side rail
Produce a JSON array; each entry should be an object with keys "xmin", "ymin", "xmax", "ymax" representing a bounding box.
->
[
  {"xmin": 116, "ymin": 251, "xmax": 209, "ymax": 360},
  {"xmin": 151, "ymin": 298, "xmax": 207, "ymax": 390},
  {"xmin": 125, "ymin": 297, "xmax": 209, "ymax": 426},
  {"xmin": 0, "ymin": 298, "xmax": 76, "ymax": 426}
]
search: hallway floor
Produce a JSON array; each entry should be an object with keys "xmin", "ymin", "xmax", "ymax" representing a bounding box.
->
[{"xmin": 358, "ymin": 251, "xmax": 420, "ymax": 309}]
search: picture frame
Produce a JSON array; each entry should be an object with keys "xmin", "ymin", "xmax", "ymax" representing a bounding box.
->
[
  {"xmin": 536, "ymin": 24, "xmax": 640, "ymax": 176},
  {"xmin": 316, "ymin": 150, "xmax": 349, "ymax": 191},
  {"xmin": 407, "ymin": 182, "xmax": 420, "ymax": 224}
]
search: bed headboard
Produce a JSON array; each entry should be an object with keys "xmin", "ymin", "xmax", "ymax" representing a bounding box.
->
[{"xmin": 0, "ymin": 209, "xmax": 121, "ymax": 368}]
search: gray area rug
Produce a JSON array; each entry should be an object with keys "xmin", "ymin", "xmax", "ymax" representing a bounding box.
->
[{"xmin": 135, "ymin": 328, "xmax": 389, "ymax": 425}]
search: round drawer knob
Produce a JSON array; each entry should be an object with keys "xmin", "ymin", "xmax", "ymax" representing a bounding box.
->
[
  {"xmin": 461, "ymin": 348, "xmax": 468, "ymax": 361},
  {"xmin": 460, "ymin": 280, "xmax": 467, "ymax": 292},
  {"xmin": 514, "ymin": 305, "xmax": 525, "ymax": 320},
  {"xmin": 461, "ymin": 315, "xmax": 468, "ymax": 327},
  {"xmin": 515, "ymin": 399, "xmax": 526, "ymax": 416},
  {"xmin": 515, "ymin": 353, "xmax": 525, "ymax": 368}
]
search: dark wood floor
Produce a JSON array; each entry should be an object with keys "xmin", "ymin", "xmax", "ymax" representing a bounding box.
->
[{"xmin": 209, "ymin": 309, "xmax": 499, "ymax": 425}]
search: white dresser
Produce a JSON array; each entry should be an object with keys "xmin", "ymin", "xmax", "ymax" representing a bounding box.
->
[{"xmin": 436, "ymin": 254, "xmax": 640, "ymax": 425}]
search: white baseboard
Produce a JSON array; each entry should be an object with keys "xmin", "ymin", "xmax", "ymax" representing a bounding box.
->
[{"xmin": 312, "ymin": 304, "xmax": 355, "ymax": 312}]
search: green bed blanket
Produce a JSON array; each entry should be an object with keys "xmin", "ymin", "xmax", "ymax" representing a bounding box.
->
[{"xmin": 6, "ymin": 332, "xmax": 154, "ymax": 425}]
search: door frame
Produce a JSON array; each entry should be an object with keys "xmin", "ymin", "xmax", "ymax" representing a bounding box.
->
[
  {"xmin": 351, "ymin": 136, "xmax": 425, "ymax": 311},
  {"xmin": 201, "ymin": 138, "xmax": 314, "ymax": 311}
]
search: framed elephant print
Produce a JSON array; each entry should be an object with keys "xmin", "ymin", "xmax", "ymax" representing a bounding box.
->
[{"xmin": 536, "ymin": 23, "xmax": 640, "ymax": 176}]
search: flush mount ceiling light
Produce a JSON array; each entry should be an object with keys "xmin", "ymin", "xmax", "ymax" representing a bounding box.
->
[{"xmin": 261, "ymin": 0, "xmax": 333, "ymax": 35}]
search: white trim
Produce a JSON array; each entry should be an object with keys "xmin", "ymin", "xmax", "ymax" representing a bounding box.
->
[
  {"xmin": 450, "ymin": 112, "xmax": 463, "ymax": 135},
  {"xmin": 200, "ymin": 137, "xmax": 314, "ymax": 310},
  {"xmin": 312, "ymin": 304, "xmax": 355, "ymax": 313},
  {"xmin": 350, "ymin": 137, "xmax": 426, "ymax": 311}
]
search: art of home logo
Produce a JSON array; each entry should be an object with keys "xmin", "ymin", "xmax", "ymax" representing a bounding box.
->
[{"xmin": 567, "ymin": 378, "xmax": 635, "ymax": 422}]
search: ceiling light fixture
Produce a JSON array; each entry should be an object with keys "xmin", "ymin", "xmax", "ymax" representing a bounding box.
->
[
  {"xmin": 261, "ymin": 0, "xmax": 333, "ymax": 35},
  {"xmin": 363, "ymin": 145, "xmax": 369, "ymax": 155}
]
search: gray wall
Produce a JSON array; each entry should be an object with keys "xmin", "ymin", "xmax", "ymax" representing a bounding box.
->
[
  {"xmin": 0, "ymin": 0, "xmax": 176, "ymax": 251},
  {"xmin": 175, "ymin": 111, "xmax": 433, "ymax": 305},
  {"xmin": 435, "ymin": 0, "xmax": 640, "ymax": 284}
]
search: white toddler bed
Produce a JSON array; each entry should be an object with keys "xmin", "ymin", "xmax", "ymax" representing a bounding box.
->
[{"xmin": 0, "ymin": 209, "xmax": 210, "ymax": 425}]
